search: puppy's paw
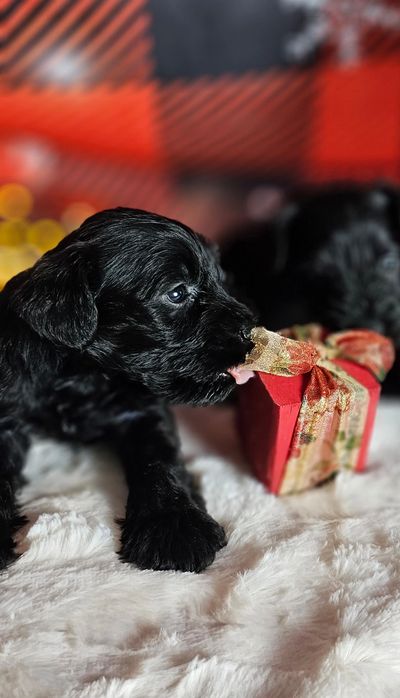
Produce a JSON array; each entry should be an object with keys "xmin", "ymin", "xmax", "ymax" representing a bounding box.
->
[{"xmin": 119, "ymin": 506, "xmax": 227, "ymax": 573}]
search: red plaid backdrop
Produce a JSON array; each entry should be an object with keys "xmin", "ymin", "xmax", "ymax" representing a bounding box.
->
[{"xmin": 1, "ymin": 0, "xmax": 400, "ymax": 233}]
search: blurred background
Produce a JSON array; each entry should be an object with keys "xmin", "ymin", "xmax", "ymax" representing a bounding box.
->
[{"xmin": 1, "ymin": 0, "xmax": 400, "ymax": 283}]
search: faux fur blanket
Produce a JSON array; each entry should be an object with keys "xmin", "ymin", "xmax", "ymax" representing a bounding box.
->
[{"xmin": 1, "ymin": 400, "xmax": 400, "ymax": 698}]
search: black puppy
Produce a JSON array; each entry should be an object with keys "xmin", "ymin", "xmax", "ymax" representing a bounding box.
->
[
  {"xmin": 0, "ymin": 209, "xmax": 254, "ymax": 573},
  {"xmin": 222, "ymin": 184, "xmax": 400, "ymax": 377}
]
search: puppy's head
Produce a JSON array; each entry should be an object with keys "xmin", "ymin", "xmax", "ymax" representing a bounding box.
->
[
  {"xmin": 310, "ymin": 222, "xmax": 400, "ymax": 345},
  {"xmin": 287, "ymin": 186, "xmax": 400, "ymax": 347},
  {"xmin": 9, "ymin": 208, "xmax": 255, "ymax": 405}
]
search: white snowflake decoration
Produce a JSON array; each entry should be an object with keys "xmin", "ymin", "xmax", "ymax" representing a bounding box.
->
[{"xmin": 281, "ymin": 0, "xmax": 400, "ymax": 64}]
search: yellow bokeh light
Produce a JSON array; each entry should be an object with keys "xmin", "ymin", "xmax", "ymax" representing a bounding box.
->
[
  {"xmin": 61, "ymin": 202, "xmax": 96, "ymax": 232},
  {"xmin": 0, "ymin": 184, "xmax": 70, "ymax": 287},
  {"xmin": 0, "ymin": 219, "xmax": 30, "ymax": 246},
  {"xmin": 0, "ymin": 245, "xmax": 40, "ymax": 289},
  {"xmin": 0, "ymin": 184, "xmax": 33, "ymax": 220},
  {"xmin": 26, "ymin": 219, "xmax": 65, "ymax": 252}
]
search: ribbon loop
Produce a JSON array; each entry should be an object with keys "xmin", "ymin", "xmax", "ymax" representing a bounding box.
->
[
  {"xmin": 244, "ymin": 326, "xmax": 320, "ymax": 376},
  {"xmin": 245, "ymin": 325, "xmax": 394, "ymax": 381}
]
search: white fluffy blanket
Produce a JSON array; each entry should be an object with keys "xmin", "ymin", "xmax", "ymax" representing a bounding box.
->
[{"xmin": 1, "ymin": 400, "xmax": 400, "ymax": 698}]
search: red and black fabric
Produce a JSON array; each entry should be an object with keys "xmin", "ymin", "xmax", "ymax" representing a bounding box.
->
[{"xmin": 1, "ymin": 0, "xmax": 400, "ymax": 219}]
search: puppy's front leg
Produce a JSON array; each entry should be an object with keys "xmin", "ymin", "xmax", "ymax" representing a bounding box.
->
[
  {"xmin": 0, "ymin": 418, "xmax": 28, "ymax": 569},
  {"xmin": 113, "ymin": 406, "xmax": 226, "ymax": 573}
]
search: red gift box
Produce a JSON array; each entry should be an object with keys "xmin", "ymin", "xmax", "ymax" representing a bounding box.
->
[{"xmin": 236, "ymin": 327, "xmax": 395, "ymax": 495}]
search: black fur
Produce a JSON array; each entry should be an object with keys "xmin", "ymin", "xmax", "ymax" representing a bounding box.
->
[
  {"xmin": 0, "ymin": 208, "xmax": 254, "ymax": 573},
  {"xmin": 222, "ymin": 184, "xmax": 400, "ymax": 386}
]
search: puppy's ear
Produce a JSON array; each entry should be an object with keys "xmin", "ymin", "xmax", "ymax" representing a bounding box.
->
[{"xmin": 11, "ymin": 243, "xmax": 98, "ymax": 349}]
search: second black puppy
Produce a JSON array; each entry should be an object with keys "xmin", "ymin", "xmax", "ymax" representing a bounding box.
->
[
  {"xmin": 0, "ymin": 209, "xmax": 254, "ymax": 573},
  {"xmin": 222, "ymin": 184, "xmax": 400, "ymax": 348}
]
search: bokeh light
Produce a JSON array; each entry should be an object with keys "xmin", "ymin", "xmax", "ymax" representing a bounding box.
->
[
  {"xmin": 0, "ymin": 244, "xmax": 39, "ymax": 289},
  {"xmin": 0, "ymin": 184, "xmax": 34, "ymax": 220},
  {"xmin": 26, "ymin": 219, "xmax": 65, "ymax": 253},
  {"xmin": 0, "ymin": 219, "xmax": 30, "ymax": 246},
  {"xmin": 0, "ymin": 185, "xmax": 75, "ymax": 288},
  {"xmin": 61, "ymin": 202, "xmax": 96, "ymax": 233}
]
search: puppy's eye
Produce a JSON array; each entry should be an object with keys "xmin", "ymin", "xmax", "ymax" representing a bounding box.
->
[{"xmin": 166, "ymin": 284, "xmax": 189, "ymax": 304}]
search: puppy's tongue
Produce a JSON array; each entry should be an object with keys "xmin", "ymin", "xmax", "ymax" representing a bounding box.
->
[{"xmin": 227, "ymin": 366, "xmax": 255, "ymax": 385}]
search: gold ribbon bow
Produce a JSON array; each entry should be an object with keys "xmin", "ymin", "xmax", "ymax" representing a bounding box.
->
[{"xmin": 244, "ymin": 325, "xmax": 395, "ymax": 494}]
